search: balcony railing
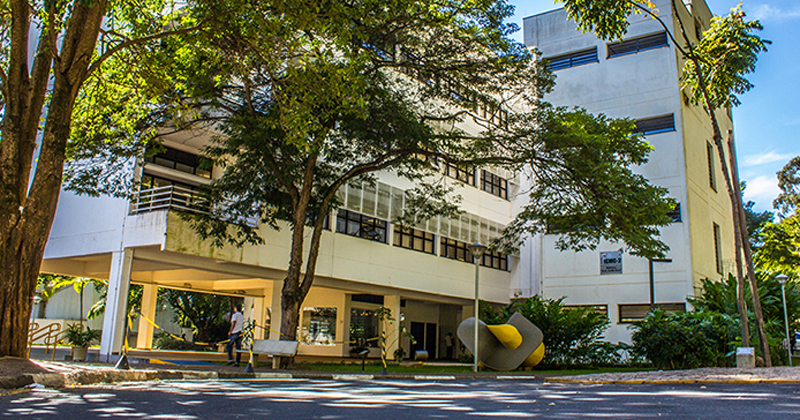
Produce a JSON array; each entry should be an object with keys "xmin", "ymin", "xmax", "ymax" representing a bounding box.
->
[{"xmin": 130, "ymin": 185, "xmax": 257, "ymax": 227}]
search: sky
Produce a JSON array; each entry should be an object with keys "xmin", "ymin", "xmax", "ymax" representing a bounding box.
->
[{"xmin": 506, "ymin": 0, "xmax": 798, "ymax": 213}]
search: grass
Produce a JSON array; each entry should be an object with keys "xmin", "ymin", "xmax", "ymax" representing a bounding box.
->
[{"xmin": 286, "ymin": 362, "xmax": 653, "ymax": 376}]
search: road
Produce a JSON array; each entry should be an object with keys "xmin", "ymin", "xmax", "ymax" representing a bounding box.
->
[{"xmin": 2, "ymin": 378, "xmax": 799, "ymax": 419}]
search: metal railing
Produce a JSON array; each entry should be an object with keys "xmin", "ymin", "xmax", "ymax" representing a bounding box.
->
[{"xmin": 130, "ymin": 185, "xmax": 257, "ymax": 227}]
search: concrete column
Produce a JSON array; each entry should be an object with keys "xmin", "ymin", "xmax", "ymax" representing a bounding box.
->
[
  {"xmin": 136, "ymin": 284, "xmax": 158, "ymax": 349},
  {"xmin": 384, "ymin": 295, "xmax": 402, "ymax": 360},
  {"xmin": 244, "ymin": 294, "xmax": 266, "ymax": 340},
  {"xmin": 100, "ymin": 249, "xmax": 134, "ymax": 361},
  {"xmin": 269, "ymin": 281, "xmax": 282, "ymax": 340}
]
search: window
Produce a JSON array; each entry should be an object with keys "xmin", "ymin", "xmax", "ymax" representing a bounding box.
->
[
  {"xmin": 394, "ymin": 226, "xmax": 436, "ymax": 254},
  {"xmin": 618, "ymin": 303, "xmax": 686, "ymax": 323},
  {"xmin": 634, "ymin": 114, "xmax": 675, "ymax": 135},
  {"xmin": 667, "ymin": 203, "xmax": 682, "ymax": 223},
  {"xmin": 481, "ymin": 249, "xmax": 509, "ymax": 271},
  {"xmin": 350, "ymin": 308, "xmax": 379, "ymax": 348},
  {"xmin": 440, "ymin": 237, "xmax": 470, "ymax": 262},
  {"xmin": 440, "ymin": 237, "xmax": 508, "ymax": 271},
  {"xmin": 713, "ymin": 222, "xmax": 723, "ymax": 275},
  {"xmin": 607, "ymin": 32, "xmax": 668, "ymax": 58},
  {"xmin": 140, "ymin": 174, "xmax": 197, "ymax": 191},
  {"xmin": 564, "ymin": 304, "xmax": 609, "ymax": 318},
  {"xmin": 545, "ymin": 47, "xmax": 599, "ymax": 71},
  {"xmin": 707, "ymin": 142, "xmax": 717, "ymax": 191},
  {"xmin": 145, "ymin": 146, "xmax": 212, "ymax": 179},
  {"xmin": 300, "ymin": 307, "xmax": 337, "ymax": 345},
  {"xmin": 336, "ymin": 209, "xmax": 388, "ymax": 243},
  {"xmin": 480, "ymin": 170, "xmax": 508, "ymax": 199},
  {"xmin": 444, "ymin": 162, "xmax": 475, "ymax": 186}
]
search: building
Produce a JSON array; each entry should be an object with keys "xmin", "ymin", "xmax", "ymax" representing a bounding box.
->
[
  {"xmin": 519, "ymin": 0, "xmax": 737, "ymax": 342},
  {"xmin": 41, "ymin": 124, "xmax": 520, "ymax": 361}
]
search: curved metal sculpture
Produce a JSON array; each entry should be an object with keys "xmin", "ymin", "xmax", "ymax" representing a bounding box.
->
[{"xmin": 457, "ymin": 312, "xmax": 545, "ymax": 371}]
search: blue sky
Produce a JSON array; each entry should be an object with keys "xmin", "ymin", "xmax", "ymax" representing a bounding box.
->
[{"xmin": 507, "ymin": 0, "xmax": 798, "ymax": 213}]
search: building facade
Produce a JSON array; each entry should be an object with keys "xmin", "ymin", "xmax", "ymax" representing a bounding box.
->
[{"xmin": 519, "ymin": 0, "xmax": 737, "ymax": 342}]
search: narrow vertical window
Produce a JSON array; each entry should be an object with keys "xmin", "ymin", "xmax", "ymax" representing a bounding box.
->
[
  {"xmin": 707, "ymin": 142, "xmax": 717, "ymax": 192},
  {"xmin": 713, "ymin": 223, "xmax": 723, "ymax": 275}
]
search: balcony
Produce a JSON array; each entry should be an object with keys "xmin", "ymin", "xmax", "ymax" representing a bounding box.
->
[{"xmin": 130, "ymin": 185, "xmax": 257, "ymax": 228}]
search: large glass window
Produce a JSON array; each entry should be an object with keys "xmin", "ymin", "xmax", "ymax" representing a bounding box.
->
[
  {"xmin": 301, "ymin": 307, "xmax": 337, "ymax": 345},
  {"xmin": 350, "ymin": 308, "xmax": 379, "ymax": 348},
  {"xmin": 145, "ymin": 146, "xmax": 212, "ymax": 178},
  {"xmin": 440, "ymin": 237, "xmax": 508, "ymax": 271},
  {"xmin": 480, "ymin": 170, "xmax": 508, "ymax": 199},
  {"xmin": 393, "ymin": 226, "xmax": 435, "ymax": 254},
  {"xmin": 444, "ymin": 162, "xmax": 475, "ymax": 186},
  {"xmin": 634, "ymin": 114, "xmax": 675, "ymax": 135},
  {"xmin": 336, "ymin": 209, "xmax": 388, "ymax": 243}
]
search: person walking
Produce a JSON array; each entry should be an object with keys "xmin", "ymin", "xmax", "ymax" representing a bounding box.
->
[{"xmin": 227, "ymin": 304, "xmax": 244, "ymax": 366}]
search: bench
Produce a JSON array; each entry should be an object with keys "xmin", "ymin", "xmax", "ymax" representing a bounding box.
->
[{"xmin": 237, "ymin": 339, "xmax": 299, "ymax": 369}]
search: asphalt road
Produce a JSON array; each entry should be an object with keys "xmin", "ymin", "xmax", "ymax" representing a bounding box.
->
[{"xmin": 2, "ymin": 378, "xmax": 799, "ymax": 419}]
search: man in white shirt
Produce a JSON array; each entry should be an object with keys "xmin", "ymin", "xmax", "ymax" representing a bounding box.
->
[{"xmin": 227, "ymin": 304, "xmax": 244, "ymax": 366}]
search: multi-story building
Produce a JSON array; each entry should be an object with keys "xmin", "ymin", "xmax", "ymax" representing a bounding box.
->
[
  {"xmin": 518, "ymin": 0, "xmax": 737, "ymax": 342},
  {"xmin": 41, "ymin": 123, "xmax": 520, "ymax": 361}
]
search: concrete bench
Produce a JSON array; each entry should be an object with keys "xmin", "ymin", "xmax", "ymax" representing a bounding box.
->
[{"xmin": 237, "ymin": 339, "xmax": 299, "ymax": 369}]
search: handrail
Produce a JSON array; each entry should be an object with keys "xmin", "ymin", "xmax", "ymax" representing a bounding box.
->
[
  {"xmin": 130, "ymin": 185, "xmax": 257, "ymax": 228},
  {"xmin": 27, "ymin": 322, "xmax": 62, "ymax": 359}
]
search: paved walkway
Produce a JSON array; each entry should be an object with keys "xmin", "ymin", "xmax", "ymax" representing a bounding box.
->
[{"xmin": 3, "ymin": 352, "xmax": 800, "ymax": 393}]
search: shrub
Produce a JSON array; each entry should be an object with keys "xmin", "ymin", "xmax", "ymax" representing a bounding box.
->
[
  {"xmin": 630, "ymin": 309, "xmax": 734, "ymax": 369},
  {"xmin": 481, "ymin": 296, "xmax": 617, "ymax": 368},
  {"xmin": 153, "ymin": 332, "xmax": 213, "ymax": 351}
]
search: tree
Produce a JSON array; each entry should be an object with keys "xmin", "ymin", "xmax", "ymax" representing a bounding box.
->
[
  {"xmin": 83, "ymin": 0, "xmax": 677, "ymax": 363},
  {"xmin": 0, "ymin": 0, "xmax": 206, "ymax": 357},
  {"xmin": 558, "ymin": 0, "xmax": 773, "ymax": 365},
  {"xmin": 35, "ymin": 274, "xmax": 107, "ymax": 322},
  {"xmin": 774, "ymin": 156, "xmax": 800, "ymax": 218},
  {"xmin": 742, "ymin": 182, "xmax": 773, "ymax": 249},
  {"xmin": 162, "ymin": 289, "xmax": 239, "ymax": 343}
]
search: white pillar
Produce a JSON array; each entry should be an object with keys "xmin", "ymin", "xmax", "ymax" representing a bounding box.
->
[
  {"xmin": 269, "ymin": 281, "xmax": 282, "ymax": 340},
  {"xmin": 244, "ymin": 294, "xmax": 267, "ymax": 340},
  {"xmin": 384, "ymin": 295, "xmax": 402, "ymax": 360},
  {"xmin": 136, "ymin": 284, "xmax": 158, "ymax": 349},
  {"xmin": 100, "ymin": 249, "xmax": 134, "ymax": 361}
]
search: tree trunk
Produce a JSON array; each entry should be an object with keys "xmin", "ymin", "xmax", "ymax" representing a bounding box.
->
[
  {"xmin": 0, "ymin": 0, "xmax": 107, "ymax": 358},
  {"xmin": 727, "ymin": 132, "xmax": 770, "ymax": 364},
  {"xmin": 725, "ymin": 135, "xmax": 750, "ymax": 347}
]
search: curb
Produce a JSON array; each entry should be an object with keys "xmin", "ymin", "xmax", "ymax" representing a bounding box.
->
[{"xmin": 544, "ymin": 377, "xmax": 800, "ymax": 384}]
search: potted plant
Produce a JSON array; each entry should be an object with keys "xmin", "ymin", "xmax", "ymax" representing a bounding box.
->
[{"xmin": 65, "ymin": 323, "xmax": 100, "ymax": 362}]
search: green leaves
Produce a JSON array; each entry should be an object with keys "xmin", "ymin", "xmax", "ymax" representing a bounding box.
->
[
  {"xmin": 558, "ymin": 0, "xmax": 657, "ymax": 40},
  {"xmin": 682, "ymin": 6, "xmax": 770, "ymax": 110}
]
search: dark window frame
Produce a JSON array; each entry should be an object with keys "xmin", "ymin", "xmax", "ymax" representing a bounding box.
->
[
  {"xmin": 618, "ymin": 302, "xmax": 686, "ymax": 323},
  {"xmin": 393, "ymin": 226, "xmax": 436, "ymax": 255},
  {"xmin": 145, "ymin": 146, "xmax": 212, "ymax": 179},
  {"xmin": 545, "ymin": 47, "xmax": 599, "ymax": 71},
  {"xmin": 564, "ymin": 304, "xmax": 609, "ymax": 318},
  {"xmin": 444, "ymin": 162, "xmax": 475, "ymax": 186},
  {"xmin": 440, "ymin": 237, "xmax": 508, "ymax": 271},
  {"xmin": 713, "ymin": 222, "xmax": 723, "ymax": 275},
  {"xmin": 336, "ymin": 209, "xmax": 388, "ymax": 243},
  {"xmin": 707, "ymin": 142, "xmax": 717, "ymax": 192},
  {"xmin": 634, "ymin": 114, "xmax": 675, "ymax": 135},
  {"xmin": 607, "ymin": 32, "xmax": 669, "ymax": 59},
  {"xmin": 480, "ymin": 170, "xmax": 508, "ymax": 200}
]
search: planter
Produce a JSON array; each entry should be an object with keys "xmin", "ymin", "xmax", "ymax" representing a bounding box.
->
[{"xmin": 72, "ymin": 346, "xmax": 88, "ymax": 362}]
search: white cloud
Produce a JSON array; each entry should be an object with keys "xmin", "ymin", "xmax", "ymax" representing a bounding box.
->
[
  {"xmin": 748, "ymin": 4, "xmax": 800, "ymax": 21},
  {"xmin": 742, "ymin": 174, "xmax": 780, "ymax": 209},
  {"xmin": 743, "ymin": 151, "xmax": 794, "ymax": 167}
]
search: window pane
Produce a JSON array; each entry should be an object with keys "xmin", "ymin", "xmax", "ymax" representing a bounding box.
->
[{"xmin": 301, "ymin": 307, "xmax": 337, "ymax": 345}]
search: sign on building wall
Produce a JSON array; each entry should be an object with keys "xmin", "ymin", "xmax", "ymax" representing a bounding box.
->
[{"xmin": 600, "ymin": 251, "xmax": 622, "ymax": 274}]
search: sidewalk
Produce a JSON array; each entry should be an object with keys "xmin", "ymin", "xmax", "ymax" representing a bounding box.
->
[{"xmin": 3, "ymin": 354, "xmax": 800, "ymax": 392}]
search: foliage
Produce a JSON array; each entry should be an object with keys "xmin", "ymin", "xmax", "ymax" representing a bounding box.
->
[
  {"xmin": 480, "ymin": 296, "xmax": 619, "ymax": 367},
  {"xmin": 152, "ymin": 332, "xmax": 213, "ymax": 351},
  {"xmin": 161, "ymin": 289, "xmax": 241, "ymax": 343},
  {"xmin": 64, "ymin": 323, "xmax": 101, "ymax": 347},
  {"xmin": 630, "ymin": 309, "xmax": 734, "ymax": 370},
  {"xmin": 69, "ymin": 0, "xmax": 677, "ymax": 350},
  {"xmin": 774, "ymin": 156, "xmax": 800, "ymax": 217},
  {"xmin": 688, "ymin": 274, "xmax": 799, "ymax": 365},
  {"xmin": 742, "ymin": 182, "xmax": 773, "ymax": 249}
]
